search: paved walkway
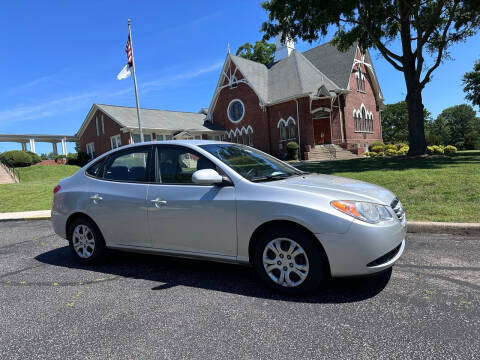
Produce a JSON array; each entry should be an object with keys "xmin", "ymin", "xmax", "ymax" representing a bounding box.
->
[
  {"xmin": 0, "ymin": 210, "xmax": 51, "ymax": 221},
  {"xmin": 0, "ymin": 164, "xmax": 15, "ymax": 184}
]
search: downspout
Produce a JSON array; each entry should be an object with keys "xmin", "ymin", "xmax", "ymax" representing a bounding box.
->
[
  {"xmin": 338, "ymin": 94, "xmax": 345, "ymax": 143},
  {"xmin": 295, "ymin": 99, "xmax": 301, "ymax": 160},
  {"xmin": 329, "ymin": 97, "xmax": 334, "ymax": 144}
]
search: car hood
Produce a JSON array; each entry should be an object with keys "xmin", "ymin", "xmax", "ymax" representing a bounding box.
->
[{"xmin": 268, "ymin": 173, "xmax": 396, "ymax": 205}]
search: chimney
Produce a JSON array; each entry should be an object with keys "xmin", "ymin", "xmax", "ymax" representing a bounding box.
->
[{"xmin": 274, "ymin": 33, "xmax": 295, "ymax": 62}]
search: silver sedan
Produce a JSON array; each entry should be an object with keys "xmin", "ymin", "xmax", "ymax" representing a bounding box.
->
[{"xmin": 51, "ymin": 140, "xmax": 405, "ymax": 294}]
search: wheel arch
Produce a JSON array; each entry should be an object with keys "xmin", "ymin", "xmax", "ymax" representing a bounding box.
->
[
  {"xmin": 247, "ymin": 219, "xmax": 331, "ymax": 274},
  {"xmin": 65, "ymin": 212, "xmax": 103, "ymax": 241}
]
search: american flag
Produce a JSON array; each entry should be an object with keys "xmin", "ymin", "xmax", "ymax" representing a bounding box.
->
[{"xmin": 125, "ymin": 35, "xmax": 133, "ymax": 65}]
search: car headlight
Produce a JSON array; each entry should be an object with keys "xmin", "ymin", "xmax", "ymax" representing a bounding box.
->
[{"xmin": 330, "ymin": 200, "xmax": 393, "ymax": 224}]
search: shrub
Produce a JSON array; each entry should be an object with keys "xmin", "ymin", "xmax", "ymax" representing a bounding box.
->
[
  {"xmin": 370, "ymin": 145, "xmax": 384, "ymax": 153},
  {"xmin": 376, "ymin": 152, "xmax": 385, "ymax": 157},
  {"xmin": 66, "ymin": 152, "xmax": 90, "ymax": 167},
  {"xmin": 55, "ymin": 155, "xmax": 67, "ymax": 163},
  {"xmin": 0, "ymin": 150, "xmax": 33, "ymax": 167},
  {"xmin": 368, "ymin": 141, "xmax": 384, "ymax": 151},
  {"xmin": 40, "ymin": 153, "xmax": 48, "ymax": 160},
  {"xmin": 385, "ymin": 148, "xmax": 398, "ymax": 156},
  {"xmin": 464, "ymin": 131, "xmax": 480, "ymax": 150},
  {"xmin": 427, "ymin": 145, "xmax": 444, "ymax": 155},
  {"xmin": 396, "ymin": 146, "xmax": 409, "ymax": 155},
  {"xmin": 26, "ymin": 151, "xmax": 41, "ymax": 164},
  {"xmin": 286, "ymin": 141, "xmax": 299, "ymax": 160},
  {"xmin": 396, "ymin": 143, "xmax": 408, "ymax": 150},
  {"xmin": 365, "ymin": 152, "xmax": 377, "ymax": 157},
  {"xmin": 444, "ymin": 145, "xmax": 457, "ymax": 154},
  {"xmin": 385, "ymin": 144, "xmax": 397, "ymax": 151}
]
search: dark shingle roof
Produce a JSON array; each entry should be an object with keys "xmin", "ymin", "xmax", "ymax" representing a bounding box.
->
[
  {"xmin": 229, "ymin": 49, "xmax": 341, "ymax": 104},
  {"xmin": 302, "ymin": 43, "xmax": 357, "ymax": 90},
  {"xmin": 96, "ymin": 104, "xmax": 224, "ymax": 131}
]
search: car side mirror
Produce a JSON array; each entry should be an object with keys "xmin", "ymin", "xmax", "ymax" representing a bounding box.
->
[{"xmin": 192, "ymin": 169, "xmax": 224, "ymax": 186}]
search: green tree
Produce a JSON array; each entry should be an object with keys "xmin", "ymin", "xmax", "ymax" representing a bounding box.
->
[
  {"xmin": 261, "ymin": 0, "xmax": 480, "ymax": 155},
  {"xmin": 236, "ymin": 40, "xmax": 276, "ymax": 66},
  {"xmin": 463, "ymin": 59, "xmax": 480, "ymax": 109},
  {"xmin": 381, "ymin": 101, "xmax": 431, "ymax": 144},
  {"xmin": 436, "ymin": 104, "xmax": 479, "ymax": 148}
]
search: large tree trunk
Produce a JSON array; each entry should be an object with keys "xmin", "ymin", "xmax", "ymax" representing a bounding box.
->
[{"xmin": 404, "ymin": 73, "xmax": 427, "ymax": 155}]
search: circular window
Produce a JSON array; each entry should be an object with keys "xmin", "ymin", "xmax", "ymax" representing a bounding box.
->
[{"xmin": 227, "ymin": 99, "xmax": 245, "ymax": 123}]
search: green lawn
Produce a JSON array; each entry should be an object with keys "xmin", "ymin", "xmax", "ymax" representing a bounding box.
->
[
  {"xmin": 1, "ymin": 152, "xmax": 479, "ymax": 222},
  {"xmin": 296, "ymin": 151, "xmax": 480, "ymax": 223},
  {"xmin": 0, "ymin": 165, "xmax": 80, "ymax": 212}
]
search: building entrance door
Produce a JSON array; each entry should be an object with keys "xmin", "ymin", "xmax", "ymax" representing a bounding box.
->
[{"xmin": 313, "ymin": 117, "xmax": 331, "ymax": 145}]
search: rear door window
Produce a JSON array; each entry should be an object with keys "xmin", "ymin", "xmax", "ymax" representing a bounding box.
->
[{"xmin": 103, "ymin": 147, "xmax": 151, "ymax": 182}]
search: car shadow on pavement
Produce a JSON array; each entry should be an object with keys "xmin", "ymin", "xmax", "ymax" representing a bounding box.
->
[{"xmin": 35, "ymin": 246, "xmax": 391, "ymax": 304}]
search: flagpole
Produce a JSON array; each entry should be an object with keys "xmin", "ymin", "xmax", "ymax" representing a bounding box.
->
[{"xmin": 127, "ymin": 19, "xmax": 144, "ymax": 142}]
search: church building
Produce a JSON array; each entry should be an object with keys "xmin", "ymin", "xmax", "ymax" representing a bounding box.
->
[
  {"xmin": 206, "ymin": 36, "xmax": 384, "ymax": 159},
  {"xmin": 77, "ymin": 37, "xmax": 384, "ymax": 160}
]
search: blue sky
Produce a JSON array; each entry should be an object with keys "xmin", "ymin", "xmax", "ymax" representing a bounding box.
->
[{"xmin": 1, "ymin": 0, "xmax": 479, "ymax": 154}]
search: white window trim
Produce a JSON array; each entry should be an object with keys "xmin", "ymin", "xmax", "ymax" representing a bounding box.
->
[
  {"xmin": 101, "ymin": 115, "xmax": 105, "ymax": 134},
  {"xmin": 110, "ymin": 134, "xmax": 121, "ymax": 149},
  {"xmin": 353, "ymin": 104, "xmax": 374, "ymax": 134},
  {"xmin": 95, "ymin": 116, "xmax": 99, "ymax": 136},
  {"xmin": 86, "ymin": 142, "xmax": 95, "ymax": 158},
  {"xmin": 227, "ymin": 98, "xmax": 245, "ymax": 123}
]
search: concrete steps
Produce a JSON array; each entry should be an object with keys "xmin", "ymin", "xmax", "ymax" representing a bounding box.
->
[
  {"xmin": 0, "ymin": 162, "xmax": 17, "ymax": 184},
  {"xmin": 305, "ymin": 145, "xmax": 362, "ymax": 161}
]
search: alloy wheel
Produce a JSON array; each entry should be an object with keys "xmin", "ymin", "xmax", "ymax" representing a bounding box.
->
[
  {"xmin": 72, "ymin": 224, "xmax": 95, "ymax": 259},
  {"xmin": 262, "ymin": 238, "xmax": 310, "ymax": 287}
]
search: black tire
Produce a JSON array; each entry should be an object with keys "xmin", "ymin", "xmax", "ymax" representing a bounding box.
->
[
  {"xmin": 253, "ymin": 225, "xmax": 329, "ymax": 295},
  {"xmin": 67, "ymin": 217, "xmax": 106, "ymax": 265}
]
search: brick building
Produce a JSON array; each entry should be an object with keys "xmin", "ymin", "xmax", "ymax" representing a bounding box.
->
[
  {"xmin": 207, "ymin": 38, "xmax": 384, "ymax": 159},
  {"xmin": 77, "ymin": 104, "xmax": 224, "ymax": 158},
  {"xmin": 78, "ymin": 39, "xmax": 384, "ymax": 160}
]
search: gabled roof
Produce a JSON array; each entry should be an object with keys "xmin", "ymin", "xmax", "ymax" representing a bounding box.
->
[
  {"xmin": 214, "ymin": 50, "xmax": 342, "ymax": 107},
  {"xmin": 77, "ymin": 104, "xmax": 224, "ymax": 138},
  {"xmin": 302, "ymin": 42, "xmax": 358, "ymax": 89},
  {"xmin": 268, "ymin": 50, "xmax": 340, "ymax": 102},
  {"xmin": 230, "ymin": 55, "xmax": 269, "ymax": 103}
]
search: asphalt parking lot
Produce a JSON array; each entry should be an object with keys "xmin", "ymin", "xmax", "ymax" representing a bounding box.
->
[{"xmin": 0, "ymin": 220, "xmax": 479, "ymax": 359}]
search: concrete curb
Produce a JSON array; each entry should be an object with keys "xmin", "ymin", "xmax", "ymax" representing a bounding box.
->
[
  {"xmin": 0, "ymin": 210, "xmax": 51, "ymax": 222},
  {"xmin": 407, "ymin": 221, "xmax": 480, "ymax": 235}
]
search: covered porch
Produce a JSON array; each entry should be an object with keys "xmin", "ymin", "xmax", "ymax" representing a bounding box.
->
[{"xmin": 0, "ymin": 134, "xmax": 78, "ymax": 155}]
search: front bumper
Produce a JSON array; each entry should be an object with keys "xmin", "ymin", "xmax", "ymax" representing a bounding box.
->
[{"xmin": 315, "ymin": 218, "xmax": 406, "ymax": 277}]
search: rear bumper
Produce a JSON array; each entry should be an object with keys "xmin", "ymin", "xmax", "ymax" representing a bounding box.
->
[{"xmin": 315, "ymin": 218, "xmax": 406, "ymax": 277}]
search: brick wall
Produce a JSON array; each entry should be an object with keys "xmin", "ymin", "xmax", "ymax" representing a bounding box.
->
[
  {"xmin": 342, "ymin": 48, "xmax": 383, "ymax": 153},
  {"xmin": 211, "ymin": 63, "xmax": 270, "ymax": 154},
  {"xmin": 79, "ymin": 109, "xmax": 130, "ymax": 157}
]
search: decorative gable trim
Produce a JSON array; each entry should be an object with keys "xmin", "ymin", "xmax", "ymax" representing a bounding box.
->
[{"xmin": 76, "ymin": 104, "xmax": 124, "ymax": 138}]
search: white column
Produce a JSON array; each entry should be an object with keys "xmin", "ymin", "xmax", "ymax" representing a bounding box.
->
[
  {"xmin": 21, "ymin": 143, "xmax": 27, "ymax": 151},
  {"xmin": 52, "ymin": 142, "xmax": 58, "ymax": 156},
  {"xmin": 29, "ymin": 139, "xmax": 36, "ymax": 153},
  {"xmin": 61, "ymin": 139, "xmax": 67, "ymax": 155}
]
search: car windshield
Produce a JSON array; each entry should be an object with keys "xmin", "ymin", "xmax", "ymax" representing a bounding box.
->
[{"xmin": 199, "ymin": 144, "xmax": 305, "ymax": 182}]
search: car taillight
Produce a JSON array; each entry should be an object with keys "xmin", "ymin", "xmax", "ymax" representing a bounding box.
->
[{"xmin": 53, "ymin": 185, "xmax": 61, "ymax": 194}]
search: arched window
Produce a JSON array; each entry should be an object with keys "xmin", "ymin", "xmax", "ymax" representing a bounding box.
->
[
  {"xmin": 280, "ymin": 123, "xmax": 287, "ymax": 141},
  {"xmin": 287, "ymin": 117, "xmax": 296, "ymax": 139},
  {"xmin": 361, "ymin": 107, "xmax": 366, "ymax": 132},
  {"xmin": 247, "ymin": 127, "xmax": 254, "ymax": 146},
  {"xmin": 242, "ymin": 131, "xmax": 248, "ymax": 145},
  {"xmin": 356, "ymin": 64, "xmax": 365, "ymax": 92}
]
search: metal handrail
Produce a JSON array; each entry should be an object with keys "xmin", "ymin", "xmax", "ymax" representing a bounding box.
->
[{"xmin": 0, "ymin": 161, "xmax": 19, "ymax": 183}]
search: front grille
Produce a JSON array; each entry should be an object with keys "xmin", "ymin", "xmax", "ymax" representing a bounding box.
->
[
  {"xmin": 367, "ymin": 244, "xmax": 402, "ymax": 267},
  {"xmin": 390, "ymin": 197, "xmax": 405, "ymax": 222}
]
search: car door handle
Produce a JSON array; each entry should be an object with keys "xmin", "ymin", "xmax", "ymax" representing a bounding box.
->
[
  {"xmin": 150, "ymin": 197, "xmax": 167, "ymax": 207},
  {"xmin": 89, "ymin": 194, "xmax": 103, "ymax": 202}
]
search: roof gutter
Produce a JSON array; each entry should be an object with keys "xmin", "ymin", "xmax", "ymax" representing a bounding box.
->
[{"xmin": 266, "ymin": 92, "xmax": 312, "ymax": 106}]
